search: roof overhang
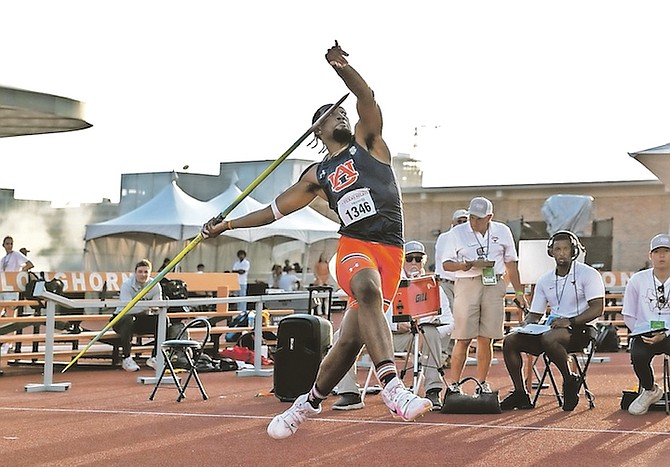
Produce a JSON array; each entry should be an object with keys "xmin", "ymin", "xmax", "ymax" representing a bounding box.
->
[{"xmin": 0, "ymin": 85, "xmax": 92, "ymax": 137}]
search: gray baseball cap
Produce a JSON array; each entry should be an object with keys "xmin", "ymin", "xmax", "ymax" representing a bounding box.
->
[
  {"xmin": 468, "ymin": 197, "xmax": 493, "ymax": 218},
  {"xmin": 404, "ymin": 241, "xmax": 426, "ymax": 255}
]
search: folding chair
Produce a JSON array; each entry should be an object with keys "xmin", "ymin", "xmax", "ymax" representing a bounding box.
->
[
  {"xmin": 663, "ymin": 354, "xmax": 670, "ymax": 415},
  {"xmin": 361, "ymin": 322, "xmax": 444, "ymax": 401},
  {"xmin": 531, "ymin": 326, "xmax": 597, "ymax": 409},
  {"xmin": 624, "ymin": 354, "xmax": 670, "ymax": 414},
  {"xmin": 149, "ymin": 317, "xmax": 211, "ymax": 402}
]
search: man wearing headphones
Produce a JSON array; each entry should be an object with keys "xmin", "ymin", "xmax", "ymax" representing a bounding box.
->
[{"xmin": 500, "ymin": 231, "xmax": 605, "ymax": 411}]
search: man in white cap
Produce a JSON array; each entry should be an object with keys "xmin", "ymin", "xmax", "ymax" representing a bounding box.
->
[
  {"xmin": 390, "ymin": 240, "xmax": 453, "ymax": 409},
  {"xmin": 622, "ymin": 233, "xmax": 670, "ymax": 415},
  {"xmin": 441, "ymin": 196, "xmax": 527, "ymax": 394}
]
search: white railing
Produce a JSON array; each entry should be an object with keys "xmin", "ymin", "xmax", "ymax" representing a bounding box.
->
[{"xmin": 25, "ymin": 282, "xmax": 345, "ymax": 392}]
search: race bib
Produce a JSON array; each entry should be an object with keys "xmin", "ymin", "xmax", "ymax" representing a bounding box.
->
[{"xmin": 337, "ymin": 188, "xmax": 378, "ymax": 226}]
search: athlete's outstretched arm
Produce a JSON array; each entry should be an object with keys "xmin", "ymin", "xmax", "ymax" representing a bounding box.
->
[
  {"xmin": 202, "ymin": 167, "xmax": 322, "ymax": 238},
  {"xmin": 326, "ymin": 41, "xmax": 390, "ymax": 162}
]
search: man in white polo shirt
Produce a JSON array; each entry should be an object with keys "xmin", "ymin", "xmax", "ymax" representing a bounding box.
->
[{"xmin": 441, "ymin": 197, "xmax": 526, "ymax": 394}]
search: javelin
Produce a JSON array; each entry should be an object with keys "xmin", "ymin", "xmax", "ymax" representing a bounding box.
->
[{"xmin": 62, "ymin": 93, "xmax": 349, "ymax": 373}]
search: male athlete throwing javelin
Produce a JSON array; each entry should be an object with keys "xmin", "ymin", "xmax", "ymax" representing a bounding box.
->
[{"xmin": 202, "ymin": 41, "xmax": 431, "ymax": 439}]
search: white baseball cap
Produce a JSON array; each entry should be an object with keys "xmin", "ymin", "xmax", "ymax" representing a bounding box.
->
[
  {"xmin": 650, "ymin": 233, "xmax": 670, "ymax": 252},
  {"xmin": 452, "ymin": 208, "xmax": 469, "ymax": 220}
]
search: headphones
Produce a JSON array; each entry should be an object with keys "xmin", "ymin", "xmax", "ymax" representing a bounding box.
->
[{"xmin": 547, "ymin": 230, "xmax": 585, "ymax": 261}]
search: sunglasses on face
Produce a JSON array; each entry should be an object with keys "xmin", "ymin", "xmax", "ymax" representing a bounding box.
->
[{"xmin": 405, "ymin": 255, "xmax": 424, "ymax": 263}]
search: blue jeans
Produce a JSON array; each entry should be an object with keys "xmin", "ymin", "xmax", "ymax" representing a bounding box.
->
[{"xmin": 233, "ymin": 283, "xmax": 248, "ymax": 312}]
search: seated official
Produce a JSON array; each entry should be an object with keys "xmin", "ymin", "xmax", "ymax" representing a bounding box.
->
[
  {"xmin": 332, "ymin": 241, "xmax": 454, "ymax": 411},
  {"xmin": 622, "ymin": 233, "xmax": 670, "ymax": 415},
  {"xmin": 278, "ymin": 265, "xmax": 300, "ymax": 291},
  {"xmin": 112, "ymin": 259, "xmax": 167, "ymax": 372},
  {"xmin": 501, "ymin": 231, "xmax": 604, "ymax": 411}
]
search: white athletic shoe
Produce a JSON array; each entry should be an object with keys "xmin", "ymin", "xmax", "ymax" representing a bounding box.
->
[
  {"xmin": 122, "ymin": 356, "xmax": 140, "ymax": 372},
  {"xmin": 628, "ymin": 383, "xmax": 663, "ymax": 415},
  {"xmin": 146, "ymin": 357, "xmax": 157, "ymax": 369},
  {"xmin": 267, "ymin": 393, "xmax": 321, "ymax": 439},
  {"xmin": 381, "ymin": 377, "xmax": 432, "ymax": 421}
]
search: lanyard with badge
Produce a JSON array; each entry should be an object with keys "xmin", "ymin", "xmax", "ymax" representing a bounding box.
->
[
  {"xmin": 474, "ymin": 230, "xmax": 496, "ymax": 285},
  {"xmin": 652, "ymin": 274, "xmax": 669, "ymax": 330}
]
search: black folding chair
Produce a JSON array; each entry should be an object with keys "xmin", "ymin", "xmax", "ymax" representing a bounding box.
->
[
  {"xmin": 149, "ymin": 317, "xmax": 211, "ymax": 402},
  {"xmin": 532, "ymin": 326, "xmax": 597, "ymax": 409},
  {"xmin": 664, "ymin": 355, "xmax": 670, "ymax": 415}
]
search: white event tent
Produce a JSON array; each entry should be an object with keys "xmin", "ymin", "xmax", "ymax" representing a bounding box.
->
[{"xmin": 83, "ymin": 182, "xmax": 340, "ymax": 283}]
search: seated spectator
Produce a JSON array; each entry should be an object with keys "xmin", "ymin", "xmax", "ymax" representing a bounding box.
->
[
  {"xmin": 278, "ymin": 265, "xmax": 300, "ymax": 291},
  {"xmin": 501, "ymin": 231, "xmax": 604, "ymax": 411},
  {"xmin": 622, "ymin": 233, "xmax": 670, "ymax": 415},
  {"xmin": 112, "ymin": 259, "xmax": 167, "ymax": 372},
  {"xmin": 268, "ymin": 264, "xmax": 283, "ymax": 289}
]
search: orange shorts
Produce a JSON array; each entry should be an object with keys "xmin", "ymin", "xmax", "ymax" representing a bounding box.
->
[{"xmin": 335, "ymin": 236, "xmax": 403, "ymax": 313}]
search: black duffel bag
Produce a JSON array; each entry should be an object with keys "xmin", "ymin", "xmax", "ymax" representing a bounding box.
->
[{"xmin": 441, "ymin": 377, "xmax": 502, "ymax": 414}]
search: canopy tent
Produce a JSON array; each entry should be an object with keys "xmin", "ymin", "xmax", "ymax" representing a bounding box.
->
[
  {"xmin": 84, "ymin": 181, "xmax": 212, "ymax": 271},
  {"xmin": 200, "ymin": 185, "xmax": 341, "ymax": 283},
  {"xmin": 83, "ymin": 183, "xmax": 341, "ymax": 282},
  {"xmin": 205, "ymin": 185, "xmax": 341, "ymax": 244},
  {"xmin": 85, "ymin": 181, "xmax": 208, "ymax": 241},
  {"xmin": 629, "ymin": 142, "xmax": 670, "ymax": 192}
]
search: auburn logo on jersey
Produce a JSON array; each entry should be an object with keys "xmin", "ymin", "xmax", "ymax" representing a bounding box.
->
[{"xmin": 327, "ymin": 159, "xmax": 359, "ymax": 193}]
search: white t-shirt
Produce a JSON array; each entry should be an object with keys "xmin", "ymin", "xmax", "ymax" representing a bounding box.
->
[
  {"xmin": 622, "ymin": 268, "xmax": 670, "ymax": 336},
  {"xmin": 441, "ymin": 220, "xmax": 518, "ymax": 278},
  {"xmin": 1, "ymin": 251, "xmax": 29, "ymax": 272},
  {"xmin": 530, "ymin": 261, "xmax": 605, "ymax": 319},
  {"xmin": 233, "ymin": 258, "xmax": 250, "ymax": 286},
  {"xmin": 435, "ymin": 229, "xmax": 456, "ymax": 281},
  {"xmin": 278, "ymin": 272, "xmax": 299, "ymax": 291}
]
